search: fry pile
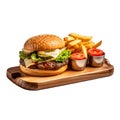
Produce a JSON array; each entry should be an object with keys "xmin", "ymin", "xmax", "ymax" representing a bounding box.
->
[{"xmin": 64, "ymin": 33, "xmax": 102, "ymax": 58}]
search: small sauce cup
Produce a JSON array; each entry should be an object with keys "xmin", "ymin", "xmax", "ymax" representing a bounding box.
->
[
  {"xmin": 88, "ymin": 48, "xmax": 105, "ymax": 67},
  {"xmin": 71, "ymin": 58, "xmax": 87, "ymax": 71}
]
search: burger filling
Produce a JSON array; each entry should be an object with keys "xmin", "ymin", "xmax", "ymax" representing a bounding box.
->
[{"xmin": 19, "ymin": 48, "xmax": 71, "ymax": 70}]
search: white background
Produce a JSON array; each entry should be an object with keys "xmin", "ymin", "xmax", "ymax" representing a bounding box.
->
[{"xmin": 0, "ymin": 0, "xmax": 120, "ymax": 120}]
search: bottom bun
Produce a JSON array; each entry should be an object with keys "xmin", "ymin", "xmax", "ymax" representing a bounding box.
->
[{"xmin": 20, "ymin": 64, "xmax": 68, "ymax": 76}]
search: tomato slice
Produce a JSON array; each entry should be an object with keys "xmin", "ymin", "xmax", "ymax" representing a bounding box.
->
[
  {"xmin": 70, "ymin": 52, "xmax": 85, "ymax": 60},
  {"xmin": 88, "ymin": 48, "xmax": 104, "ymax": 56}
]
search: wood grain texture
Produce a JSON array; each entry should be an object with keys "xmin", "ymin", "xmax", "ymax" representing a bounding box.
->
[{"xmin": 6, "ymin": 59, "xmax": 114, "ymax": 90}]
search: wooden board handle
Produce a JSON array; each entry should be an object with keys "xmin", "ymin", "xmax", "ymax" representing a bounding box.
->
[{"xmin": 7, "ymin": 67, "xmax": 24, "ymax": 80}]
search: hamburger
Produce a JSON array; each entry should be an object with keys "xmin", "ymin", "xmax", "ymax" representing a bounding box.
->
[{"xmin": 19, "ymin": 34, "xmax": 71, "ymax": 76}]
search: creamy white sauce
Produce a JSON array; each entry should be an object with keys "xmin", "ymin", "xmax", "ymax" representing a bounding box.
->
[{"xmin": 44, "ymin": 49, "xmax": 60, "ymax": 58}]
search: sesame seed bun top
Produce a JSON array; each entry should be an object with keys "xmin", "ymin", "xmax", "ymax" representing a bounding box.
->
[{"xmin": 23, "ymin": 34, "xmax": 65, "ymax": 51}]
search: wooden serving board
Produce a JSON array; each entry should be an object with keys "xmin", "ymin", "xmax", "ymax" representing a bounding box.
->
[{"xmin": 7, "ymin": 59, "xmax": 114, "ymax": 90}]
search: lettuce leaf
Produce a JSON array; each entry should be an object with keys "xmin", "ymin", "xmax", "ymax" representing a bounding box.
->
[
  {"xmin": 19, "ymin": 51, "xmax": 31, "ymax": 59},
  {"xmin": 31, "ymin": 53, "xmax": 55, "ymax": 62},
  {"xmin": 55, "ymin": 49, "xmax": 71, "ymax": 62},
  {"xmin": 31, "ymin": 53, "xmax": 42, "ymax": 61}
]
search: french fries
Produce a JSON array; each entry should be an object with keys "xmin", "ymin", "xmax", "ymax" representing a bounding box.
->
[
  {"xmin": 64, "ymin": 36, "xmax": 75, "ymax": 42},
  {"xmin": 69, "ymin": 33, "xmax": 92, "ymax": 42},
  {"xmin": 93, "ymin": 40, "xmax": 102, "ymax": 48},
  {"xmin": 64, "ymin": 32, "xmax": 102, "ymax": 58},
  {"xmin": 81, "ymin": 44, "xmax": 87, "ymax": 58},
  {"xmin": 68, "ymin": 39, "xmax": 81, "ymax": 47}
]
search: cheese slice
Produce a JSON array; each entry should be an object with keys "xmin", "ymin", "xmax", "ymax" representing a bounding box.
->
[{"xmin": 24, "ymin": 58, "xmax": 34, "ymax": 67}]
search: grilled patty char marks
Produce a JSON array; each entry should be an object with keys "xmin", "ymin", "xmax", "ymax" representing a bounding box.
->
[{"xmin": 20, "ymin": 59, "xmax": 68, "ymax": 70}]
